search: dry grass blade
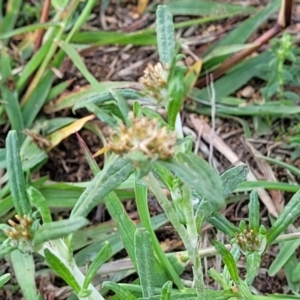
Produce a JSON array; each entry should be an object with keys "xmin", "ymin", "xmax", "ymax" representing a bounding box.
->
[
  {"xmin": 242, "ymin": 138, "xmax": 284, "ymax": 214},
  {"xmin": 189, "ymin": 114, "xmax": 279, "ymax": 217}
]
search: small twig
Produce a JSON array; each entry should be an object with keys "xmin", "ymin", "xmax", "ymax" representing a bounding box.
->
[{"xmin": 209, "ymin": 74, "xmax": 215, "ymax": 167}]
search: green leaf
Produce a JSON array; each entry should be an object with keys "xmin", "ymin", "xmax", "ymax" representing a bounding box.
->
[
  {"xmin": 249, "ymin": 190, "xmax": 260, "ymax": 233},
  {"xmin": 0, "ymin": 273, "xmax": 11, "ymax": 288},
  {"xmin": 159, "ymin": 152, "xmax": 224, "ymax": 209},
  {"xmin": 0, "ymin": 48, "xmax": 24, "ymax": 131},
  {"xmin": 83, "ymin": 241, "xmax": 112, "ymax": 289},
  {"xmin": 22, "ymin": 72, "xmax": 53, "ymax": 128},
  {"xmin": 214, "ymin": 241, "xmax": 239, "ymax": 283},
  {"xmin": 284, "ymin": 254, "xmax": 299, "ymax": 293},
  {"xmin": 110, "ymin": 89, "xmax": 130, "ymax": 124},
  {"xmin": 189, "ymin": 51, "xmax": 270, "ymax": 103},
  {"xmin": 0, "ymin": 0, "xmax": 22, "ymax": 45},
  {"xmin": 102, "ymin": 281, "xmax": 138, "ymax": 300},
  {"xmin": 203, "ymin": 43, "xmax": 256, "ymax": 63},
  {"xmin": 160, "ymin": 281, "xmax": 172, "ymax": 300},
  {"xmin": 238, "ymin": 279, "xmax": 254, "ymax": 299},
  {"xmin": 267, "ymin": 190, "xmax": 300, "ymax": 244},
  {"xmin": 167, "ymin": 66, "xmax": 186, "ymax": 127},
  {"xmin": 10, "ymin": 250, "xmax": 37, "ymax": 299},
  {"xmin": 268, "ymin": 238, "xmax": 300, "ymax": 276},
  {"xmin": 33, "ymin": 217, "xmax": 88, "ymax": 245},
  {"xmin": 135, "ymin": 179, "xmax": 184, "ymax": 290},
  {"xmin": 245, "ymin": 252, "xmax": 261, "ymax": 285},
  {"xmin": 135, "ymin": 228, "xmax": 156, "ymax": 298},
  {"xmin": 27, "ymin": 186, "xmax": 52, "ymax": 223},
  {"xmin": 291, "ymin": 263, "xmax": 300, "ymax": 283},
  {"xmin": 165, "ymin": 0, "xmax": 255, "ymax": 16},
  {"xmin": 207, "ymin": 213, "xmax": 239, "ymax": 238},
  {"xmin": 156, "ymin": 5, "xmax": 175, "ymax": 66},
  {"xmin": 0, "ymin": 86, "xmax": 24, "ymax": 131},
  {"xmin": 71, "ymin": 157, "xmax": 135, "ymax": 218},
  {"xmin": 44, "ymin": 249, "xmax": 80, "ymax": 293},
  {"xmin": 0, "ymin": 22, "xmax": 61, "ymax": 40},
  {"xmin": 16, "ymin": 39, "xmax": 53, "ymax": 92},
  {"xmin": 220, "ymin": 164, "xmax": 249, "ymax": 198},
  {"xmin": 58, "ymin": 41, "xmax": 105, "ymax": 91},
  {"xmin": 204, "ymin": 0, "xmax": 280, "ymax": 54},
  {"xmin": 6, "ymin": 130, "xmax": 31, "ymax": 216},
  {"xmin": 105, "ymin": 191, "xmax": 138, "ymax": 268}
]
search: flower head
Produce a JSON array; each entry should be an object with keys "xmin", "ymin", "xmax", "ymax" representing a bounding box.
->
[
  {"xmin": 108, "ymin": 113, "xmax": 176, "ymax": 161},
  {"xmin": 140, "ymin": 62, "xmax": 169, "ymax": 105}
]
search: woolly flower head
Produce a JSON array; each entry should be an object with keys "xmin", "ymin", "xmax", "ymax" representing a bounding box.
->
[
  {"xmin": 107, "ymin": 113, "xmax": 176, "ymax": 161},
  {"xmin": 140, "ymin": 62, "xmax": 169, "ymax": 105}
]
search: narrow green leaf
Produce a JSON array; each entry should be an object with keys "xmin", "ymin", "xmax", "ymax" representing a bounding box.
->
[
  {"xmin": 76, "ymin": 132, "xmax": 101, "ymax": 176},
  {"xmin": 33, "ymin": 217, "xmax": 88, "ymax": 245},
  {"xmin": 268, "ymin": 238, "xmax": 300, "ymax": 276},
  {"xmin": 0, "ymin": 22, "xmax": 61, "ymax": 40},
  {"xmin": 135, "ymin": 228, "xmax": 155, "ymax": 298},
  {"xmin": 85, "ymin": 103, "xmax": 117, "ymax": 127},
  {"xmin": 0, "ymin": 48, "xmax": 24, "ymax": 131},
  {"xmin": 203, "ymin": 43, "xmax": 256, "ymax": 63},
  {"xmin": 160, "ymin": 281, "xmax": 172, "ymax": 300},
  {"xmin": 44, "ymin": 249, "xmax": 80, "ymax": 293},
  {"xmin": 245, "ymin": 252, "xmax": 261, "ymax": 285},
  {"xmin": 214, "ymin": 240, "xmax": 239, "ymax": 283},
  {"xmin": 220, "ymin": 164, "xmax": 248, "ymax": 198},
  {"xmin": 10, "ymin": 250, "xmax": 37, "ymax": 299},
  {"xmin": 71, "ymin": 157, "xmax": 135, "ymax": 218},
  {"xmin": 156, "ymin": 5, "xmax": 175, "ymax": 66},
  {"xmin": 189, "ymin": 51, "xmax": 270, "ymax": 103},
  {"xmin": 22, "ymin": 72, "xmax": 53, "ymax": 128},
  {"xmin": 6, "ymin": 130, "xmax": 31, "ymax": 215},
  {"xmin": 72, "ymin": 88, "xmax": 141, "ymax": 112},
  {"xmin": 267, "ymin": 190, "xmax": 300, "ymax": 244},
  {"xmin": 135, "ymin": 179, "xmax": 184, "ymax": 290},
  {"xmin": 0, "ymin": 244, "xmax": 15, "ymax": 260},
  {"xmin": 167, "ymin": 66, "xmax": 185, "ymax": 127},
  {"xmin": 249, "ymin": 190, "xmax": 260, "ymax": 233},
  {"xmin": 1, "ymin": 0, "xmax": 22, "ymax": 45},
  {"xmin": 83, "ymin": 242, "xmax": 112, "ymax": 289},
  {"xmin": 285, "ymin": 255, "xmax": 300, "ymax": 293},
  {"xmin": 102, "ymin": 281, "xmax": 138, "ymax": 300},
  {"xmin": 110, "ymin": 89, "xmax": 130, "ymax": 124},
  {"xmin": 17, "ymin": 39, "xmax": 53, "ymax": 92},
  {"xmin": 27, "ymin": 186, "xmax": 52, "ymax": 223},
  {"xmin": 238, "ymin": 279, "xmax": 254, "ymax": 299},
  {"xmin": 0, "ymin": 273, "xmax": 11, "ymax": 288},
  {"xmin": 204, "ymin": 0, "xmax": 280, "ymax": 54},
  {"xmin": 1, "ymin": 86, "xmax": 24, "ymax": 131},
  {"xmin": 207, "ymin": 213, "xmax": 239, "ymax": 238},
  {"xmin": 165, "ymin": 0, "xmax": 255, "ymax": 16},
  {"xmin": 159, "ymin": 152, "xmax": 224, "ymax": 209},
  {"xmin": 105, "ymin": 191, "xmax": 138, "ymax": 268},
  {"xmin": 58, "ymin": 41, "xmax": 104, "ymax": 91}
]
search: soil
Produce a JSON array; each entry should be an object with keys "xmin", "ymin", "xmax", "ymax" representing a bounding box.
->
[{"xmin": 3, "ymin": 0, "xmax": 300, "ymax": 299}]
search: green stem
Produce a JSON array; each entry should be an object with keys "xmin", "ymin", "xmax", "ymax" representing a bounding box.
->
[
  {"xmin": 146, "ymin": 172, "xmax": 205, "ymax": 297},
  {"xmin": 179, "ymin": 186, "xmax": 205, "ymax": 296},
  {"xmin": 135, "ymin": 178, "xmax": 185, "ymax": 291}
]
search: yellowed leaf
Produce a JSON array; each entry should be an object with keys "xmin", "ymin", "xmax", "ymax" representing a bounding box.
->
[
  {"xmin": 93, "ymin": 145, "xmax": 110, "ymax": 158},
  {"xmin": 47, "ymin": 115, "xmax": 95, "ymax": 150},
  {"xmin": 184, "ymin": 60, "xmax": 202, "ymax": 94},
  {"xmin": 137, "ymin": 0, "xmax": 149, "ymax": 15}
]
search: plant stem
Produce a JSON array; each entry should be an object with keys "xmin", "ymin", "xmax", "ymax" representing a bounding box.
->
[{"xmin": 146, "ymin": 172, "xmax": 205, "ymax": 298}]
